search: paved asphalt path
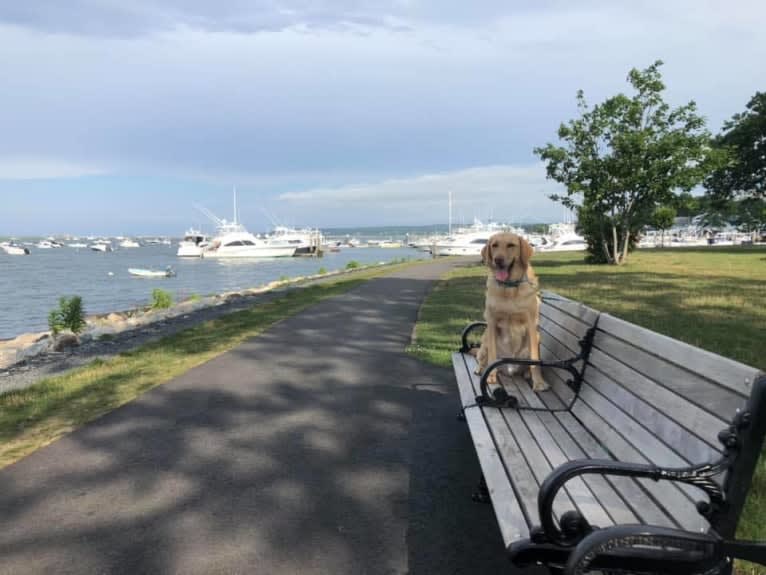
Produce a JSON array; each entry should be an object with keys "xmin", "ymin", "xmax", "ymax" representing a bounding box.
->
[{"xmin": 0, "ymin": 260, "xmax": 520, "ymax": 575}]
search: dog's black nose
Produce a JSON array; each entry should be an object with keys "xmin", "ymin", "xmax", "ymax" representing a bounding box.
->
[{"xmin": 494, "ymin": 257, "xmax": 505, "ymax": 267}]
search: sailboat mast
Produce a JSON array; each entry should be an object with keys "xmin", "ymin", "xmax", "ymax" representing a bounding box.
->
[
  {"xmin": 448, "ymin": 191, "xmax": 452, "ymax": 236},
  {"xmin": 233, "ymin": 186, "xmax": 238, "ymax": 224}
]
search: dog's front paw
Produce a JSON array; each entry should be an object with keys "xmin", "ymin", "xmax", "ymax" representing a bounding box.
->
[
  {"xmin": 485, "ymin": 370, "xmax": 498, "ymax": 386},
  {"xmin": 532, "ymin": 377, "xmax": 550, "ymax": 393}
]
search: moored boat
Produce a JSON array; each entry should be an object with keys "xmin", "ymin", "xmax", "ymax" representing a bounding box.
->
[
  {"xmin": 177, "ymin": 228, "xmax": 210, "ymax": 257},
  {"xmin": 1, "ymin": 242, "xmax": 30, "ymax": 255},
  {"xmin": 129, "ymin": 266, "xmax": 176, "ymax": 278}
]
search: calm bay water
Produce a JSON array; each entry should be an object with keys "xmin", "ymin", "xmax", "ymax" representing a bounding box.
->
[{"xmin": 0, "ymin": 243, "xmax": 425, "ymax": 339}]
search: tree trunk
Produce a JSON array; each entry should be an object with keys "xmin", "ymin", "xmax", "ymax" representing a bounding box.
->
[
  {"xmin": 620, "ymin": 228, "xmax": 631, "ymax": 264},
  {"xmin": 611, "ymin": 225, "xmax": 619, "ymax": 265}
]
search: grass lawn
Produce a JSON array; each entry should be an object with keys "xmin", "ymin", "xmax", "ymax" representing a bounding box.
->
[
  {"xmin": 408, "ymin": 245, "xmax": 766, "ymax": 573},
  {"xmin": 0, "ymin": 262, "xmax": 417, "ymax": 469}
]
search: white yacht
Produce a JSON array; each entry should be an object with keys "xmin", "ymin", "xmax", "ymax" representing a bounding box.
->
[
  {"xmin": 541, "ymin": 234, "xmax": 588, "ymax": 252},
  {"xmin": 68, "ymin": 242, "xmax": 88, "ymax": 249},
  {"xmin": 205, "ymin": 223, "xmax": 296, "ymax": 258},
  {"xmin": 119, "ymin": 238, "xmax": 141, "ymax": 248},
  {"xmin": 197, "ymin": 191, "xmax": 296, "ymax": 259},
  {"xmin": 431, "ymin": 220, "xmax": 510, "ymax": 256},
  {"xmin": 1, "ymin": 242, "xmax": 30, "ymax": 255},
  {"xmin": 267, "ymin": 226, "xmax": 323, "ymax": 256},
  {"xmin": 90, "ymin": 241, "xmax": 113, "ymax": 252},
  {"xmin": 177, "ymin": 228, "xmax": 210, "ymax": 258},
  {"xmin": 36, "ymin": 240, "xmax": 64, "ymax": 249},
  {"xmin": 536, "ymin": 223, "xmax": 587, "ymax": 252}
]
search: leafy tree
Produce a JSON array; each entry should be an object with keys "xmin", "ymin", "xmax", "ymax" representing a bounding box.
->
[
  {"xmin": 151, "ymin": 288, "xmax": 173, "ymax": 309},
  {"xmin": 651, "ymin": 205, "xmax": 676, "ymax": 247},
  {"xmin": 706, "ymin": 92, "xmax": 766, "ymax": 201},
  {"xmin": 535, "ymin": 61, "xmax": 722, "ymax": 264},
  {"xmin": 671, "ymin": 191, "xmax": 701, "ymax": 218},
  {"xmin": 48, "ymin": 296, "xmax": 86, "ymax": 335},
  {"xmin": 734, "ymin": 197, "xmax": 766, "ymax": 239}
]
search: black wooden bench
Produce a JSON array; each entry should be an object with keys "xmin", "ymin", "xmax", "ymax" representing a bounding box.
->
[{"xmin": 453, "ymin": 292, "xmax": 766, "ymax": 574}]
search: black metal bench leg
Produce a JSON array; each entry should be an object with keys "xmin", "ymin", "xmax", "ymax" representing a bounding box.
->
[{"xmin": 472, "ymin": 474, "xmax": 491, "ymax": 503}]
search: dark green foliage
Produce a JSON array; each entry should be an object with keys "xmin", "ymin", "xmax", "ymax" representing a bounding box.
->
[
  {"xmin": 151, "ymin": 289, "xmax": 173, "ymax": 309},
  {"xmin": 651, "ymin": 205, "xmax": 677, "ymax": 247},
  {"xmin": 706, "ymin": 91, "xmax": 766, "ymax": 201},
  {"xmin": 48, "ymin": 296, "xmax": 86, "ymax": 335},
  {"xmin": 317, "ymin": 267, "xmax": 328, "ymax": 275},
  {"xmin": 535, "ymin": 61, "xmax": 723, "ymax": 264},
  {"xmin": 577, "ymin": 204, "xmax": 641, "ymax": 263},
  {"xmin": 345, "ymin": 260, "xmax": 360, "ymax": 269}
]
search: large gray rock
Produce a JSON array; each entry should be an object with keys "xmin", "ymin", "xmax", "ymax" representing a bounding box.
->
[{"xmin": 52, "ymin": 332, "xmax": 81, "ymax": 352}]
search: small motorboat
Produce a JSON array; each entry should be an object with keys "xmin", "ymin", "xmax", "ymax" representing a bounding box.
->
[
  {"xmin": 1, "ymin": 242, "xmax": 30, "ymax": 255},
  {"xmin": 128, "ymin": 266, "xmax": 176, "ymax": 278}
]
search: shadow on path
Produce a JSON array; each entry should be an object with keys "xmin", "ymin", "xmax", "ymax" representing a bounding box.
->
[{"xmin": 0, "ymin": 264, "xmax": 524, "ymax": 574}]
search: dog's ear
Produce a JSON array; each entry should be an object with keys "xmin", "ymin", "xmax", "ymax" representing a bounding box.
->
[
  {"xmin": 481, "ymin": 242, "xmax": 491, "ymax": 266},
  {"xmin": 519, "ymin": 237, "xmax": 534, "ymax": 269}
]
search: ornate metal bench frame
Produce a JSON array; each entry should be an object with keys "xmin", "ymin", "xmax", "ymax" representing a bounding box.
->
[{"xmin": 457, "ymin": 318, "xmax": 766, "ymax": 574}]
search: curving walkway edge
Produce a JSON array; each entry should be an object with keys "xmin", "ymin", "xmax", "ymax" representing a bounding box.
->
[{"xmin": 0, "ymin": 260, "xmax": 519, "ymax": 575}]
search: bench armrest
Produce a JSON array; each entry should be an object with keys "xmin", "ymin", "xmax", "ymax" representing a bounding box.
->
[
  {"xmin": 477, "ymin": 357, "xmax": 583, "ymax": 408},
  {"xmin": 536, "ymin": 458, "xmax": 731, "ymax": 546},
  {"xmin": 564, "ymin": 523, "xmax": 766, "ymax": 575},
  {"xmin": 564, "ymin": 524, "xmax": 722, "ymax": 575}
]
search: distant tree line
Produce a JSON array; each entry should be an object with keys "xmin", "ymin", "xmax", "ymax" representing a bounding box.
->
[{"xmin": 535, "ymin": 61, "xmax": 765, "ymax": 264}]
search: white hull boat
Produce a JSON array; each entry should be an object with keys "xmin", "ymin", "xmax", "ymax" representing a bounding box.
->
[
  {"xmin": 129, "ymin": 267, "xmax": 176, "ymax": 278},
  {"xmin": 90, "ymin": 243, "xmax": 113, "ymax": 252},
  {"xmin": 539, "ymin": 233, "xmax": 588, "ymax": 252},
  {"xmin": 197, "ymin": 190, "xmax": 297, "ymax": 259},
  {"xmin": 1, "ymin": 243, "xmax": 30, "ymax": 255},
  {"xmin": 120, "ymin": 239, "xmax": 140, "ymax": 248},
  {"xmin": 204, "ymin": 234, "xmax": 296, "ymax": 258},
  {"xmin": 177, "ymin": 228, "xmax": 210, "ymax": 257}
]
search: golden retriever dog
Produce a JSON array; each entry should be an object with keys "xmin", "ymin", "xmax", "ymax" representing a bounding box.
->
[{"xmin": 474, "ymin": 232, "xmax": 549, "ymax": 392}]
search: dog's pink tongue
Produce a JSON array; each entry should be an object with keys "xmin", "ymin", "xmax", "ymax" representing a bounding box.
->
[{"xmin": 495, "ymin": 269, "xmax": 509, "ymax": 282}]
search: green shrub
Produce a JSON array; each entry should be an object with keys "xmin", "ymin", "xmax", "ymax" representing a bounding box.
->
[
  {"xmin": 151, "ymin": 288, "xmax": 173, "ymax": 309},
  {"xmin": 279, "ymin": 275, "xmax": 290, "ymax": 283},
  {"xmin": 318, "ymin": 267, "xmax": 327, "ymax": 275},
  {"xmin": 48, "ymin": 295, "xmax": 86, "ymax": 335},
  {"xmin": 188, "ymin": 294, "xmax": 201, "ymax": 302},
  {"xmin": 345, "ymin": 260, "xmax": 361, "ymax": 270}
]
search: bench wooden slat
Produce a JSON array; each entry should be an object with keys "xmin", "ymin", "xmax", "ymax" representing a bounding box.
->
[
  {"xmin": 518, "ymin": 410, "xmax": 615, "ymax": 527},
  {"xmin": 458, "ymin": 356, "xmax": 546, "ymax": 527},
  {"xmin": 452, "ymin": 353, "xmax": 530, "ymax": 544},
  {"xmin": 538, "ymin": 342, "xmax": 577, "ymax": 406},
  {"xmin": 553, "ymin": 411, "xmax": 677, "ymax": 528},
  {"xmin": 539, "ymin": 315, "xmax": 583, "ymax": 356},
  {"xmin": 577, "ymin": 384, "xmax": 710, "ymax": 501},
  {"xmin": 540, "ymin": 302, "xmax": 593, "ymax": 344},
  {"xmin": 536, "ymin": 412, "xmax": 638, "ymax": 525},
  {"xmin": 540, "ymin": 292, "xmax": 601, "ymax": 327},
  {"xmin": 586, "ymin": 363, "xmax": 722, "ymax": 467},
  {"xmin": 570, "ymin": 400, "xmax": 708, "ymax": 532},
  {"xmin": 594, "ymin": 331, "xmax": 744, "ymax": 418},
  {"xmin": 598, "ymin": 313, "xmax": 758, "ymax": 398},
  {"xmin": 501, "ymin": 409, "xmax": 577, "ymax": 522},
  {"xmin": 588, "ymin": 347, "xmax": 727, "ymax": 452}
]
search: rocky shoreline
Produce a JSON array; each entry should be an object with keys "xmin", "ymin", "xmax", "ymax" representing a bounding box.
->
[{"xmin": 0, "ymin": 263, "xmax": 392, "ymax": 394}]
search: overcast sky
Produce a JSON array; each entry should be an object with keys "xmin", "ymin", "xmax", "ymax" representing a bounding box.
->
[{"xmin": 1, "ymin": 1, "xmax": 765, "ymax": 234}]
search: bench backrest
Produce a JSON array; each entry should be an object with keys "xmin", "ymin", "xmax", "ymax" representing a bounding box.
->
[{"xmin": 537, "ymin": 293, "xmax": 764, "ymax": 538}]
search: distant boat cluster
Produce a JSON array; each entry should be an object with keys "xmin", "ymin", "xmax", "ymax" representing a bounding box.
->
[
  {"xmin": 405, "ymin": 220, "xmax": 588, "ymax": 256},
  {"xmin": 0, "ymin": 235, "xmax": 172, "ymax": 256}
]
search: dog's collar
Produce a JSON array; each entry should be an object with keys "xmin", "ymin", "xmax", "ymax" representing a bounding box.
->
[
  {"xmin": 494, "ymin": 258, "xmax": 537, "ymax": 289},
  {"xmin": 496, "ymin": 275, "xmax": 537, "ymax": 289}
]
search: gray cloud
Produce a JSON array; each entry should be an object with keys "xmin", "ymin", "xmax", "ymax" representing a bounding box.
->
[
  {"xmin": 1, "ymin": 1, "xmax": 765, "ymax": 227},
  {"xmin": 277, "ymin": 164, "xmax": 568, "ymax": 226}
]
